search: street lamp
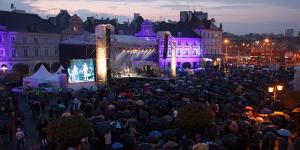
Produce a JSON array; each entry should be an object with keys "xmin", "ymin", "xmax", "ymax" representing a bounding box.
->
[
  {"xmin": 1, "ymin": 65, "xmax": 7, "ymax": 73},
  {"xmin": 268, "ymin": 84, "xmax": 283, "ymax": 100},
  {"xmin": 264, "ymin": 38, "xmax": 271, "ymax": 64},
  {"xmin": 224, "ymin": 39, "xmax": 230, "ymax": 65}
]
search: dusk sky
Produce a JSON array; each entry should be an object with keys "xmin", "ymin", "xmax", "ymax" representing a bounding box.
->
[{"xmin": 0, "ymin": 0, "xmax": 299, "ymax": 35}]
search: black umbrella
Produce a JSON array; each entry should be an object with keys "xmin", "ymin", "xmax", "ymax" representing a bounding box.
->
[
  {"xmin": 263, "ymin": 125, "xmax": 278, "ymax": 133},
  {"xmin": 163, "ymin": 129, "xmax": 175, "ymax": 138},
  {"xmin": 138, "ymin": 143, "xmax": 152, "ymax": 150},
  {"xmin": 96, "ymin": 121, "xmax": 111, "ymax": 133},
  {"xmin": 120, "ymin": 133, "xmax": 135, "ymax": 149},
  {"xmin": 139, "ymin": 111, "xmax": 149, "ymax": 120}
]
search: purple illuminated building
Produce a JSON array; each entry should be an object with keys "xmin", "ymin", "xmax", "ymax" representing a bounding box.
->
[{"xmin": 133, "ymin": 11, "xmax": 223, "ymax": 69}]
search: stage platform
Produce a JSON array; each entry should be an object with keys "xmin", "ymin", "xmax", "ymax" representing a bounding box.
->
[{"xmin": 114, "ymin": 73, "xmax": 170, "ymax": 81}]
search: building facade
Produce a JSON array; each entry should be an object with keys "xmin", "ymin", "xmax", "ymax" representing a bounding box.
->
[
  {"xmin": 0, "ymin": 10, "xmax": 84, "ymax": 73},
  {"xmin": 134, "ymin": 11, "xmax": 223, "ymax": 69},
  {"xmin": 0, "ymin": 10, "xmax": 62, "ymax": 72}
]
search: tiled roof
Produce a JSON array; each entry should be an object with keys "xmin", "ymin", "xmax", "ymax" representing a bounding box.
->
[{"xmin": 0, "ymin": 10, "xmax": 60, "ymax": 34}]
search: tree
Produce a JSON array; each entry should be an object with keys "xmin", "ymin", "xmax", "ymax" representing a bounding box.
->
[
  {"xmin": 182, "ymin": 62, "xmax": 192, "ymax": 69},
  {"xmin": 51, "ymin": 62, "xmax": 61, "ymax": 72},
  {"xmin": 12, "ymin": 63, "xmax": 29, "ymax": 76},
  {"xmin": 34, "ymin": 62, "xmax": 50, "ymax": 72},
  {"xmin": 177, "ymin": 103, "xmax": 211, "ymax": 133},
  {"xmin": 46, "ymin": 115, "xmax": 92, "ymax": 149},
  {"xmin": 280, "ymin": 91, "xmax": 300, "ymax": 109}
]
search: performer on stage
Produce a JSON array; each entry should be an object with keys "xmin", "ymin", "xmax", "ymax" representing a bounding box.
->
[{"xmin": 83, "ymin": 63, "xmax": 89, "ymax": 81}]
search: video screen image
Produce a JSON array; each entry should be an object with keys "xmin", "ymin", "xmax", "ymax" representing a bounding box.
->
[{"xmin": 68, "ymin": 59, "xmax": 95, "ymax": 83}]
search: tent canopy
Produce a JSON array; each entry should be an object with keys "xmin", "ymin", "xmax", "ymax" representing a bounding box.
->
[
  {"xmin": 24, "ymin": 64, "xmax": 53, "ymax": 80},
  {"xmin": 56, "ymin": 65, "xmax": 66, "ymax": 74},
  {"xmin": 23, "ymin": 65, "xmax": 56, "ymax": 88}
]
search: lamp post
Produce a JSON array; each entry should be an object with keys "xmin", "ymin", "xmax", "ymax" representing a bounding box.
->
[
  {"xmin": 264, "ymin": 38, "xmax": 270, "ymax": 64},
  {"xmin": 224, "ymin": 39, "xmax": 230, "ymax": 66},
  {"xmin": 268, "ymin": 84, "xmax": 283, "ymax": 101}
]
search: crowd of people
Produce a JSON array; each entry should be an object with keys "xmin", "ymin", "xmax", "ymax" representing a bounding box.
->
[{"xmin": 1, "ymin": 66, "xmax": 300, "ymax": 150}]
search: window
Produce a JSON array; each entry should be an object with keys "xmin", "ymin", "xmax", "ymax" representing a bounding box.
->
[
  {"xmin": 23, "ymin": 37, "xmax": 27, "ymax": 43},
  {"xmin": 177, "ymin": 41, "xmax": 181, "ymax": 45},
  {"xmin": 24, "ymin": 48, "xmax": 28, "ymax": 57},
  {"xmin": 12, "ymin": 49, "xmax": 16, "ymax": 57},
  {"xmin": 168, "ymin": 49, "xmax": 171, "ymax": 55},
  {"xmin": 193, "ymin": 50, "xmax": 197, "ymax": 55},
  {"xmin": 177, "ymin": 32, "xmax": 182, "ymax": 37},
  {"xmin": 11, "ymin": 37, "xmax": 16, "ymax": 43},
  {"xmin": 177, "ymin": 49, "xmax": 181, "ymax": 55},
  {"xmin": 0, "ymin": 49, "xmax": 4, "ymax": 57},
  {"xmin": 55, "ymin": 49, "xmax": 58, "ymax": 56},
  {"xmin": 185, "ymin": 50, "xmax": 189, "ymax": 55},
  {"xmin": 34, "ymin": 38, "xmax": 38, "ymax": 44},
  {"xmin": 73, "ymin": 26, "xmax": 79, "ymax": 32},
  {"xmin": 34, "ymin": 49, "xmax": 39, "ymax": 56},
  {"xmin": 45, "ymin": 48, "xmax": 48, "ymax": 56},
  {"xmin": 145, "ymin": 30, "xmax": 149, "ymax": 35},
  {"xmin": 0, "ymin": 35, "xmax": 3, "ymax": 43},
  {"xmin": 160, "ymin": 41, "xmax": 164, "ymax": 45}
]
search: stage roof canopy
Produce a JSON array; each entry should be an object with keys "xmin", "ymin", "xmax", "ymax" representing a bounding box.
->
[{"xmin": 61, "ymin": 32, "xmax": 157, "ymax": 47}]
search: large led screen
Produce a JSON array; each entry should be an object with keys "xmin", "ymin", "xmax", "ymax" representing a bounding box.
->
[{"xmin": 68, "ymin": 59, "xmax": 95, "ymax": 83}]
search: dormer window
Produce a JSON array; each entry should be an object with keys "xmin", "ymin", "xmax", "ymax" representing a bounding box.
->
[
  {"xmin": 177, "ymin": 32, "xmax": 182, "ymax": 37},
  {"xmin": 73, "ymin": 26, "xmax": 79, "ymax": 32}
]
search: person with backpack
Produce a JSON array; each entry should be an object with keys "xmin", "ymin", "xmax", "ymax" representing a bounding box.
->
[{"xmin": 16, "ymin": 128, "xmax": 25, "ymax": 150}]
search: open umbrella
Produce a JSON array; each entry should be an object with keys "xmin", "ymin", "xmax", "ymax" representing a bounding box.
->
[
  {"xmin": 263, "ymin": 125, "xmax": 278, "ymax": 133},
  {"xmin": 149, "ymin": 130, "xmax": 162, "ymax": 138},
  {"xmin": 277, "ymin": 129, "xmax": 291, "ymax": 137},
  {"xmin": 144, "ymin": 91, "xmax": 153, "ymax": 95},
  {"xmin": 62, "ymin": 112, "xmax": 71, "ymax": 117},
  {"xmin": 192, "ymin": 143, "xmax": 208, "ymax": 150},
  {"xmin": 136, "ymin": 100, "xmax": 144, "ymax": 106},
  {"xmin": 32, "ymin": 100, "xmax": 41, "ymax": 105},
  {"xmin": 292, "ymin": 107, "xmax": 300, "ymax": 113},
  {"xmin": 120, "ymin": 134, "xmax": 135, "ymax": 148},
  {"xmin": 128, "ymin": 118, "xmax": 137, "ymax": 124},
  {"xmin": 163, "ymin": 141, "xmax": 178, "ymax": 149},
  {"xmin": 119, "ymin": 92, "xmax": 127, "ymax": 97},
  {"xmin": 112, "ymin": 142, "xmax": 123, "ymax": 149},
  {"xmin": 260, "ymin": 108, "xmax": 273, "ymax": 114},
  {"xmin": 138, "ymin": 143, "xmax": 152, "ymax": 150},
  {"xmin": 156, "ymin": 89, "xmax": 164, "ymax": 92},
  {"xmin": 245, "ymin": 106, "xmax": 253, "ymax": 111},
  {"xmin": 163, "ymin": 129, "xmax": 175, "ymax": 138},
  {"xmin": 110, "ymin": 121, "xmax": 125, "ymax": 129},
  {"xmin": 96, "ymin": 122, "xmax": 111, "ymax": 133}
]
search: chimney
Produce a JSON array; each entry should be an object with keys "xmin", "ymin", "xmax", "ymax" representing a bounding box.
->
[
  {"xmin": 134, "ymin": 13, "xmax": 140, "ymax": 20},
  {"xmin": 60, "ymin": 9, "xmax": 68, "ymax": 13}
]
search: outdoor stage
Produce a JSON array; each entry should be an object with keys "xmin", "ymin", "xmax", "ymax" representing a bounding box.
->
[{"xmin": 114, "ymin": 73, "xmax": 170, "ymax": 81}]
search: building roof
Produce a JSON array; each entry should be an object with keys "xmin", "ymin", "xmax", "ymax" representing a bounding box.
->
[
  {"xmin": 154, "ymin": 21, "xmax": 199, "ymax": 38},
  {"xmin": 83, "ymin": 17, "xmax": 118, "ymax": 33},
  {"xmin": 0, "ymin": 10, "xmax": 60, "ymax": 34}
]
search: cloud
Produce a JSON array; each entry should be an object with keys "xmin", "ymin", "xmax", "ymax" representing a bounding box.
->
[
  {"xmin": 0, "ymin": 0, "xmax": 299, "ymax": 34},
  {"xmin": 158, "ymin": 4, "xmax": 254, "ymax": 10}
]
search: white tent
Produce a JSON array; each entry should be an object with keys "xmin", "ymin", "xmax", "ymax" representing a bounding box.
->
[
  {"xmin": 56, "ymin": 65, "xmax": 65, "ymax": 74},
  {"xmin": 23, "ymin": 65, "xmax": 53, "ymax": 88}
]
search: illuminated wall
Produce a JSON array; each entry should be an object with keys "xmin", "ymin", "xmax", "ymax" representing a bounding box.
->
[
  {"xmin": 95, "ymin": 24, "xmax": 114, "ymax": 84},
  {"xmin": 158, "ymin": 37, "xmax": 202, "ymax": 69}
]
